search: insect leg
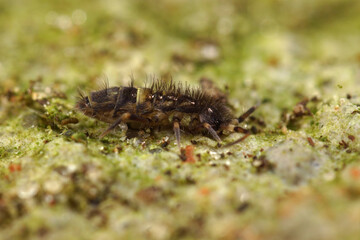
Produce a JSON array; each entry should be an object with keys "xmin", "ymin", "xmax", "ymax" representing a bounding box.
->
[
  {"xmin": 223, "ymin": 134, "xmax": 250, "ymax": 148},
  {"xmin": 203, "ymin": 123, "xmax": 221, "ymax": 142},
  {"xmin": 99, "ymin": 112, "xmax": 147, "ymax": 138},
  {"xmin": 221, "ymin": 105, "xmax": 259, "ymax": 147},
  {"xmin": 234, "ymin": 126, "xmax": 249, "ymax": 134},
  {"xmin": 238, "ymin": 105, "xmax": 258, "ymax": 123},
  {"xmin": 173, "ymin": 120, "xmax": 181, "ymax": 150},
  {"xmin": 99, "ymin": 118, "xmax": 125, "ymax": 139}
]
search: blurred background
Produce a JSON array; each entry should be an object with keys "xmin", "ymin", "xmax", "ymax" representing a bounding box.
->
[{"xmin": 1, "ymin": 0, "xmax": 360, "ymax": 111}]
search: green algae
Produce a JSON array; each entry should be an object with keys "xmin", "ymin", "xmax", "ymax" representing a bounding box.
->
[{"xmin": 0, "ymin": 0, "xmax": 360, "ymax": 239}]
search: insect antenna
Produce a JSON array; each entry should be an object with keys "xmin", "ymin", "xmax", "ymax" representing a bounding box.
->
[
  {"xmin": 238, "ymin": 104, "xmax": 259, "ymax": 123},
  {"xmin": 75, "ymin": 88, "xmax": 91, "ymax": 111}
]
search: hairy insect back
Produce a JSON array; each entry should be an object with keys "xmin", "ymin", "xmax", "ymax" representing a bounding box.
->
[
  {"xmin": 148, "ymin": 79, "xmax": 234, "ymax": 129},
  {"xmin": 76, "ymin": 78, "xmax": 242, "ymax": 144}
]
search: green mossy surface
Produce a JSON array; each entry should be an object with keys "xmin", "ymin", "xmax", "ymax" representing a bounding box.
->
[{"xmin": 0, "ymin": 0, "xmax": 360, "ymax": 239}]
